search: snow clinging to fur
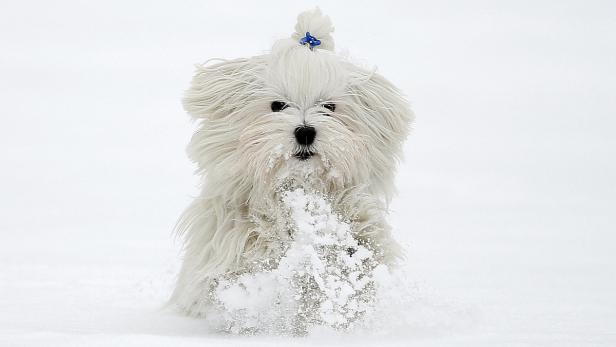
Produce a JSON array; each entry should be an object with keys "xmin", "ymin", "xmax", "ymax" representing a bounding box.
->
[{"xmin": 205, "ymin": 189, "xmax": 386, "ymax": 335}]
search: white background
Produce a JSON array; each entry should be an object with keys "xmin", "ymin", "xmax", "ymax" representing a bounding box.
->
[{"xmin": 1, "ymin": 0, "xmax": 615, "ymax": 345}]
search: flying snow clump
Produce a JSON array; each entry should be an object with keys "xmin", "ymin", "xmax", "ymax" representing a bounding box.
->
[{"xmin": 207, "ymin": 188, "xmax": 389, "ymax": 335}]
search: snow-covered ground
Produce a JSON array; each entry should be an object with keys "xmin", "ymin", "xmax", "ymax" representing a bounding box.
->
[{"xmin": 1, "ymin": 1, "xmax": 615, "ymax": 345}]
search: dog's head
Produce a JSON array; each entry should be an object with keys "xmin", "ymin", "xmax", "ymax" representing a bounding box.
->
[{"xmin": 183, "ymin": 8, "xmax": 413, "ymax": 203}]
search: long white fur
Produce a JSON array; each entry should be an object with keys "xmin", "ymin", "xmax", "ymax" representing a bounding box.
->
[{"xmin": 171, "ymin": 8, "xmax": 414, "ymax": 317}]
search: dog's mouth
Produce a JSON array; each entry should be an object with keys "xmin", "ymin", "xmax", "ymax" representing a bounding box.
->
[{"xmin": 294, "ymin": 147, "xmax": 315, "ymax": 160}]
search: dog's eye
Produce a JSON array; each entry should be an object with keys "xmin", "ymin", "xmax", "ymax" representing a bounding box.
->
[
  {"xmin": 271, "ymin": 101, "xmax": 288, "ymax": 112},
  {"xmin": 322, "ymin": 103, "xmax": 336, "ymax": 112}
]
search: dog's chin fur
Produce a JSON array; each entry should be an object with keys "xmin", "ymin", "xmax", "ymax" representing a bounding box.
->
[{"xmin": 171, "ymin": 8, "xmax": 414, "ymax": 317}]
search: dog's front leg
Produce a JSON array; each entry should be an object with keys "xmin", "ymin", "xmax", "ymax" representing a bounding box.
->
[{"xmin": 171, "ymin": 196, "xmax": 254, "ymax": 317}]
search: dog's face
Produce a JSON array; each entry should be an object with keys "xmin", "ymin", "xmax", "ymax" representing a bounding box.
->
[{"xmin": 183, "ymin": 38, "xmax": 412, "ymax": 203}]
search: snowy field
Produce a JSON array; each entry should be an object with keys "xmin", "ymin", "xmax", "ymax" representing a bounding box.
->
[{"xmin": 1, "ymin": 0, "xmax": 615, "ymax": 346}]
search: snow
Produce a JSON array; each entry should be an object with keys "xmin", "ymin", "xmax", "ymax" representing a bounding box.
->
[
  {"xmin": 1, "ymin": 0, "xmax": 615, "ymax": 346},
  {"xmin": 209, "ymin": 189, "xmax": 384, "ymax": 335}
]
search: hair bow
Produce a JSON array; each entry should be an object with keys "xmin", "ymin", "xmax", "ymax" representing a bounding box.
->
[{"xmin": 299, "ymin": 32, "xmax": 321, "ymax": 50}]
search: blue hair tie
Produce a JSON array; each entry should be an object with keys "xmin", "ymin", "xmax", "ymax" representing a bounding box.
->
[{"xmin": 299, "ymin": 32, "xmax": 321, "ymax": 50}]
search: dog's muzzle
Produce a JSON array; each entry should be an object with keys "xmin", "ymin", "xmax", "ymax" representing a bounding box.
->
[{"xmin": 294, "ymin": 126, "xmax": 316, "ymax": 160}]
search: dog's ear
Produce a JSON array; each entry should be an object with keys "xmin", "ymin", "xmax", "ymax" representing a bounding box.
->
[
  {"xmin": 183, "ymin": 58, "xmax": 263, "ymax": 120},
  {"xmin": 347, "ymin": 67, "xmax": 414, "ymax": 160},
  {"xmin": 345, "ymin": 68, "xmax": 414, "ymax": 201}
]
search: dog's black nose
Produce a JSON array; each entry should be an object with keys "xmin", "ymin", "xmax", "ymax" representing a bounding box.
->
[{"xmin": 294, "ymin": 126, "xmax": 316, "ymax": 146}]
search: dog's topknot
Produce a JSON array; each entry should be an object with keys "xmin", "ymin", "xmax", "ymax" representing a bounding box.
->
[{"xmin": 291, "ymin": 8, "xmax": 335, "ymax": 51}]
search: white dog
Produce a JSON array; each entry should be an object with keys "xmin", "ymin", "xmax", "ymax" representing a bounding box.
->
[{"xmin": 171, "ymin": 8, "xmax": 413, "ymax": 320}]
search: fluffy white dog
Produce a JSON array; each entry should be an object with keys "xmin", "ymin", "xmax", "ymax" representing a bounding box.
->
[{"xmin": 171, "ymin": 8, "xmax": 413, "ymax": 320}]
